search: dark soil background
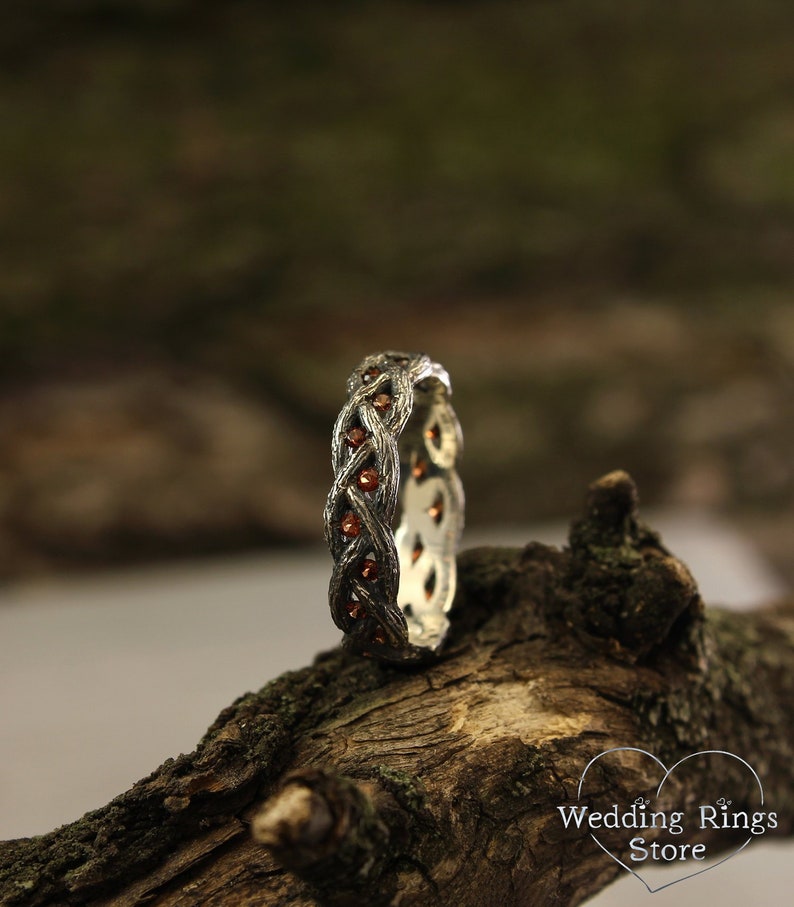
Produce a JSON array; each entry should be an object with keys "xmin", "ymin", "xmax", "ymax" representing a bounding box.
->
[{"xmin": 2, "ymin": 1, "xmax": 794, "ymax": 582}]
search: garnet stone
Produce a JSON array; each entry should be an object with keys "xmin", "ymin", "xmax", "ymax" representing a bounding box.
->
[
  {"xmin": 344, "ymin": 427, "xmax": 367, "ymax": 448},
  {"xmin": 357, "ymin": 467, "xmax": 379, "ymax": 492},
  {"xmin": 340, "ymin": 512, "xmax": 361, "ymax": 538},
  {"xmin": 373, "ymin": 393, "xmax": 392, "ymax": 412},
  {"xmin": 346, "ymin": 601, "xmax": 367, "ymax": 619},
  {"xmin": 360, "ymin": 558, "xmax": 378, "ymax": 581}
]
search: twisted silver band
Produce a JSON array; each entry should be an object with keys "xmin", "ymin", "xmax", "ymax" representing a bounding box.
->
[{"xmin": 324, "ymin": 351, "xmax": 464, "ymax": 663}]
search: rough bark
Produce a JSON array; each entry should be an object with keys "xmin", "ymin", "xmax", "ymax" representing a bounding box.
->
[{"xmin": 1, "ymin": 470, "xmax": 792, "ymax": 907}]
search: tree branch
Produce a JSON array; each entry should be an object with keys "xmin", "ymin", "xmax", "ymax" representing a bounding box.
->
[{"xmin": 1, "ymin": 471, "xmax": 792, "ymax": 906}]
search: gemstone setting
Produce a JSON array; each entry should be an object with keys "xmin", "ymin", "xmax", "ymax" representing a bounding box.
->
[
  {"xmin": 345, "ymin": 600, "xmax": 367, "ymax": 619},
  {"xmin": 344, "ymin": 427, "xmax": 367, "ymax": 448},
  {"xmin": 340, "ymin": 512, "xmax": 361, "ymax": 538},
  {"xmin": 357, "ymin": 467, "xmax": 379, "ymax": 492}
]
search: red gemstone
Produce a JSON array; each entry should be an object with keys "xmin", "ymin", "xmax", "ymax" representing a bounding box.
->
[
  {"xmin": 425, "ymin": 423, "xmax": 440, "ymax": 441},
  {"xmin": 373, "ymin": 393, "xmax": 392, "ymax": 412},
  {"xmin": 357, "ymin": 467, "xmax": 379, "ymax": 492},
  {"xmin": 344, "ymin": 427, "xmax": 367, "ymax": 448},
  {"xmin": 372, "ymin": 627, "xmax": 387, "ymax": 645},
  {"xmin": 345, "ymin": 601, "xmax": 367, "ymax": 620},
  {"xmin": 411, "ymin": 459, "xmax": 427, "ymax": 480},
  {"xmin": 428, "ymin": 496, "xmax": 444, "ymax": 523},
  {"xmin": 362, "ymin": 367, "xmax": 381, "ymax": 384},
  {"xmin": 360, "ymin": 558, "xmax": 378, "ymax": 581},
  {"xmin": 340, "ymin": 512, "xmax": 361, "ymax": 538}
]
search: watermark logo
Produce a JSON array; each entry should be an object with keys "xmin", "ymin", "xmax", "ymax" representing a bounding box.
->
[{"xmin": 558, "ymin": 747, "xmax": 776, "ymax": 893}]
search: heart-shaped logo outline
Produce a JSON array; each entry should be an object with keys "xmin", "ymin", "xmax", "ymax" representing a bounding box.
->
[{"xmin": 577, "ymin": 747, "xmax": 764, "ymax": 893}]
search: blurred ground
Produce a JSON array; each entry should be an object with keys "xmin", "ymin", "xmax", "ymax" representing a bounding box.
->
[{"xmin": 1, "ymin": 1, "xmax": 794, "ymax": 580}]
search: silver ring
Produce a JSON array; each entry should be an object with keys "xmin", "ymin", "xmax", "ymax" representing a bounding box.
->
[{"xmin": 324, "ymin": 351, "xmax": 464, "ymax": 663}]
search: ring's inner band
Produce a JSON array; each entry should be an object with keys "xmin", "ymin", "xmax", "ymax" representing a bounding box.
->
[{"xmin": 392, "ymin": 377, "xmax": 463, "ymax": 651}]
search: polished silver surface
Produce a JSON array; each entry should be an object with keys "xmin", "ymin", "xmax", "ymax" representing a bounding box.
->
[{"xmin": 324, "ymin": 351, "xmax": 464, "ymax": 662}]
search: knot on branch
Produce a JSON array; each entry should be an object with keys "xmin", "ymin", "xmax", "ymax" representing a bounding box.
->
[
  {"xmin": 252, "ymin": 768, "xmax": 414, "ymax": 905},
  {"xmin": 564, "ymin": 470, "xmax": 704, "ymax": 662}
]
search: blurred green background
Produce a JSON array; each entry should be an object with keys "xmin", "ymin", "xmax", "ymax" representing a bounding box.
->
[{"xmin": 2, "ymin": 0, "xmax": 794, "ymax": 582}]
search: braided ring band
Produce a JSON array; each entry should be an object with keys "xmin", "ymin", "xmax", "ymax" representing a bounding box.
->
[{"xmin": 324, "ymin": 351, "xmax": 464, "ymax": 663}]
